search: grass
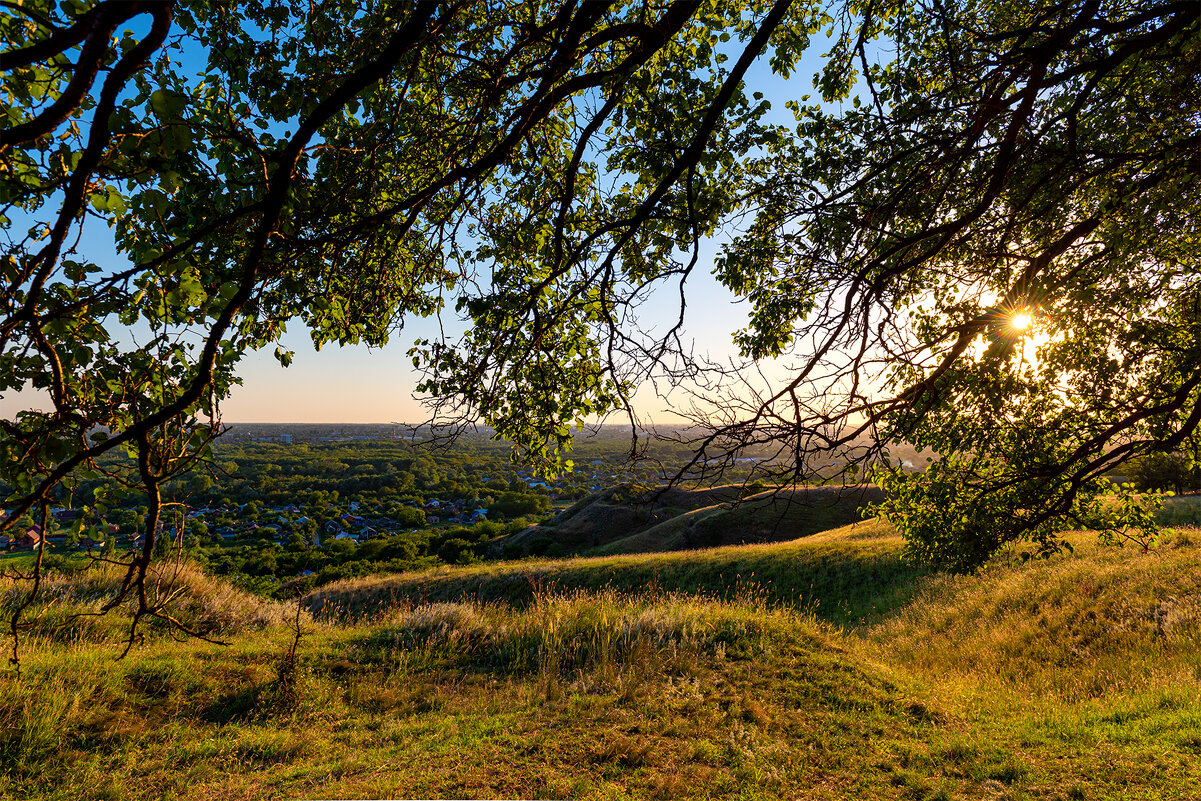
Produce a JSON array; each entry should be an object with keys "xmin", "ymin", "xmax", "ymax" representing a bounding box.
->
[
  {"xmin": 1160, "ymin": 494, "xmax": 1201, "ymax": 527},
  {"xmin": 305, "ymin": 518, "xmax": 928, "ymax": 629},
  {"xmin": 0, "ymin": 560, "xmax": 290, "ymax": 646},
  {"xmin": 509, "ymin": 483, "xmax": 882, "ymax": 556},
  {"xmin": 2, "ymin": 521, "xmax": 1199, "ymax": 799},
  {"xmin": 873, "ymin": 531, "xmax": 1201, "ymax": 698},
  {"xmin": 589, "ymin": 485, "xmax": 884, "ymax": 554}
]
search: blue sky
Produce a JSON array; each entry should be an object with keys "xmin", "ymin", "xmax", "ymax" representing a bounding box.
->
[
  {"xmin": 219, "ymin": 54, "xmax": 817, "ymax": 425},
  {"xmin": 2, "ymin": 15, "xmax": 839, "ymax": 425}
]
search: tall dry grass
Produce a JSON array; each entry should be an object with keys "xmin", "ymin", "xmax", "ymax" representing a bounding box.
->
[
  {"xmin": 0, "ymin": 559, "xmax": 291, "ymax": 645},
  {"xmin": 350, "ymin": 586, "xmax": 804, "ymax": 679},
  {"xmin": 870, "ymin": 532, "xmax": 1201, "ymax": 699}
]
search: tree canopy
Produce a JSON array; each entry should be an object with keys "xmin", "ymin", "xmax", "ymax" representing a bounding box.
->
[
  {"xmin": 1, "ymin": 0, "xmax": 1198, "ymax": 626},
  {"xmin": 691, "ymin": 0, "xmax": 1201, "ymax": 569}
]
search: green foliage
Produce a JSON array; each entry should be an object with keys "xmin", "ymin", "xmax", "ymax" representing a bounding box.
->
[
  {"xmin": 0, "ymin": 0, "xmax": 814, "ymax": 540},
  {"xmin": 489, "ymin": 491, "xmax": 551, "ymax": 518},
  {"xmin": 3, "ymin": 0, "xmax": 1197, "ymax": 590},
  {"xmin": 872, "ymin": 457, "xmax": 1169, "ymax": 572},
  {"xmin": 1129, "ymin": 451, "xmax": 1201, "ymax": 495},
  {"xmin": 710, "ymin": 0, "xmax": 1201, "ymax": 567},
  {"xmin": 436, "ymin": 537, "xmax": 478, "ymax": 565}
]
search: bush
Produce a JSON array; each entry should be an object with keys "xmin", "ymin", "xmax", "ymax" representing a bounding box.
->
[
  {"xmin": 1130, "ymin": 452, "xmax": 1201, "ymax": 494},
  {"xmin": 491, "ymin": 492, "xmax": 551, "ymax": 517},
  {"xmin": 525, "ymin": 537, "xmax": 564, "ymax": 558},
  {"xmin": 437, "ymin": 538, "xmax": 478, "ymax": 565}
]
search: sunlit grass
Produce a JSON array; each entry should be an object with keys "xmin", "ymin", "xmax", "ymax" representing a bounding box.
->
[
  {"xmin": 304, "ymin": 518, "xmax": 927, "ymax": 629},
  {"xmin": 3, "ymin": 521, "xmax": 1199, "ymax": 799}
]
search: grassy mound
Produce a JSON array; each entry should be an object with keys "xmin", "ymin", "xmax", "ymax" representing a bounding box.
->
[
  {"xmin": 503, "ymin": 483, "xmax": 746, "ymax": 554},
  {"xmin": 3, "ymin": 525, "xmax": 1200, "ymax": 799},
  {"xmin": 0, "ymin": 585, "xmax": 1048, "ymax": 801},
  {"xmin": 593, "ymin": 484, "xmax": 885, "ymax": 554},
  {"xmin": 873, "ymin": 529, "xmax": 1201, "ymax": 698},
  {"xmin": 304, "ymin": 518, "xmax": 930, "ymax": 628},
  {"xmin": 505, "ymin": 483, "xmax": 882, "ymax": 556},
  {"xmin": 0, "ymin": 560, "xmax": 289, "ymax": 645}
]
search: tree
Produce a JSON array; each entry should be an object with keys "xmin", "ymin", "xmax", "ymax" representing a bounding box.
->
[
  {"xmin": 0, "ymin": 0, "xmax": 1197, "ymax": 665},
  {"xmin": 672, "ymin": 0, "xmax": 1200, "ymax": 568},
  {"xmin": 3, "ymin": 0, "xmax": 808, "ymax": 652},
  {"xmin": 1129, "ymin": 452, "xmax": 1201, "ymax": 495}
]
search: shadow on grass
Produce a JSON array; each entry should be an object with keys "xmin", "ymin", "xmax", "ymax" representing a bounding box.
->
[
  {"xmin": 201, "ymin": 683, "xmax": 268, "ymax": 724},
  {"xmin": 305, "ymin": 539, "xmax": 934, "ymax": 631}
]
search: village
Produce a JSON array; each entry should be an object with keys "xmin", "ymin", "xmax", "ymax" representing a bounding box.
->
[
  {"xmin": 6, "ymin": 493, "xmax": 505, "ymax": 553},
  {"xmin": 0, "ymin": 451, "xmax": 641, "ymax": 558}
]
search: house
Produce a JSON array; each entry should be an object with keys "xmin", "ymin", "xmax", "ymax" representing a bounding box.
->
[{"xmin": 18, "ymin": 528, "xmax": 49, "ymax": 550}]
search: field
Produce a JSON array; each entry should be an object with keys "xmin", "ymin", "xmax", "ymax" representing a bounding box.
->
[{"xmin": 2, "ymin": 520, "xmax": 1199, "ymax": 800}]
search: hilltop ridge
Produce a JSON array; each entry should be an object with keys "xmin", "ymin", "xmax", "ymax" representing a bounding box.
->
[{"xmin": 499, "ymin": 483, "xmax": 885, "ymax": 558}]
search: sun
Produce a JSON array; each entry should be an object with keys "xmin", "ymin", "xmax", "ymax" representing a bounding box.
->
[{"xmin": 1009, "ymin": 311, "xmax": 1033, "ymax": 332}]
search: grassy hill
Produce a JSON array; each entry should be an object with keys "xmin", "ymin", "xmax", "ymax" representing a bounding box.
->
[
  {"xmin": 305, "ymin": 517, "xmax": 925, "ymax": 628},
  {"xmin": 503, "ymin": 483, "xmax": 883, "ymax": 557},
  {"xmin": 3, "ymin": 520, "xmax": 1199, "ymax": 799}
]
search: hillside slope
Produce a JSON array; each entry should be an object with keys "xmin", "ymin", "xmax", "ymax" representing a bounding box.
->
[
  {"xmin": 5, "ymin": 523, "xmax": 1199, "ymax": 800},
  {"xmin": 593, "ymin": 484, "xmax": 885, "ymax": 554},
  {"xmin": 305, "ymin": 518, "xmax": 924, "ymax": 628},
  {"xmin": 502, "ymin": 483, "xmax": 883, "ymax": 557}
]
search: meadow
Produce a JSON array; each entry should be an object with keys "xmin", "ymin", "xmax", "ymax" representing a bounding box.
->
[{"xmin": 2, "ymin": 519, "xmax": 1199, "ymax": 800}]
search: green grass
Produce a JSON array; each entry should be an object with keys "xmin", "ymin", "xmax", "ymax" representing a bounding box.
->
[
  {"xmin": 1160, "ymin": 494, "xmax": 1201, "ymax": 527},
  {"xmin": 3, "ymin": 521, "xmax": 1200, "ymax": 799},
  {"xmin": 306, "ymin": 518, "xmax": 928, "ymax": 629},
  {"xmin": 589, "ymin": 485, "xmax": 884, "ymax": 554},
  {"xmin": 508, "ymin": 483, "xmax": 882, "ymax": 557}
]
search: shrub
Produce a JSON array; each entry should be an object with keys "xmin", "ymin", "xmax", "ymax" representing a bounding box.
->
[
  {"xmin": 1130, "ymin": 452, "xmax": 1201, "ymax": 494},
  {"xmin": 525, "ymin": 536, "xmax": 562, "ymax": 557}
]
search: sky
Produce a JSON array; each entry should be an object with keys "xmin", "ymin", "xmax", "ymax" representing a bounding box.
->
[
  {"xmin": 219, "ymin": 56, "xmax": 818, "ymax": 424},
  {"xmin": 214, "ymin": 37, "xmax": 827, "ymax": 425},
  {"xmin": 215, "ymin": 267, "xmax": 749, "ymax": 425},
  {"xmin": 1, "ymin": 14, "xmax": 836, "ymax": 426}
]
